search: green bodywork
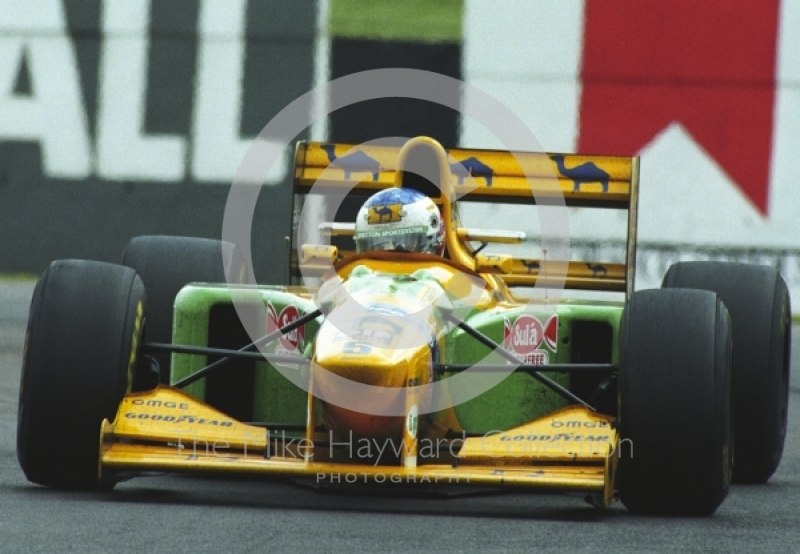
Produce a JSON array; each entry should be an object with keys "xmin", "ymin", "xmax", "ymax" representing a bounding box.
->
[
  {"xmin": 171, "ymin": 284, "xmax": 319, "ymax": 426},
  {"xmin": 171, "ymin": 277, "xmax": 623, "ymax": 435},
  {"xmin": 442, "ymin": 301, "xmax": 622, "ymax": 433}
]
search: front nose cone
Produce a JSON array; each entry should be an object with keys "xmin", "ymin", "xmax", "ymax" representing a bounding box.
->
[
  {"xmin": 312, "ymin": 345, "xmax": 413, "ymax": 439},
  {"xmin": 320, "ymin": 399, "xmax": 405, "ymax": 440},
  {"xmin": 311, "ymin": 316, "xmax": 432, "ymax": 438}
]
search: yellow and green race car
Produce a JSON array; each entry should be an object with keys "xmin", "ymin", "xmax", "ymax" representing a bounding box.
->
[{"xmin": 17, "ymin": 137, "xmax": 791, "ymax": 516}]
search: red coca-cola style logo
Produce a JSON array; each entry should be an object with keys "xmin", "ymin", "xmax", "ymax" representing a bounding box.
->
[
  {"xmin": 503, "ymin": 314, "xmax": 558, "ymax": 355},
  {"xmin": 267, "ymin": 303, "xmax": 305, "ymax": 352}
]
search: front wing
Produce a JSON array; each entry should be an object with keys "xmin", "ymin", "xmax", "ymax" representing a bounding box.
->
[{"xmin": 100, "ymin": 387, "xmax": 618, "ymax": 506}]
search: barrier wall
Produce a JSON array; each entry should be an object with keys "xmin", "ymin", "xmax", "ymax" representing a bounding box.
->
[
  {"xmin": 3, "ymin": 1, "xmax": 798, "ymax": 306},
  {"xmin": 461, "ymin": 0, "xmax": 800, "ymax": 303},
  {"xmin": 0, "ymin": 0, "xmax": 317, "ymax": 283}
]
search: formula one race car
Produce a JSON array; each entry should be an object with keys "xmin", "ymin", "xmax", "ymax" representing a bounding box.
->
[{"xmin": 17, "ymin": 137, "xmax": 791, "ymax": 516}]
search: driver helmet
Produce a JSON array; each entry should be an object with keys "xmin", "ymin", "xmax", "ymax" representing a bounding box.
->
[{"xmin": 354, "ymin": 188, "xmax": 445, "ymax": 255}]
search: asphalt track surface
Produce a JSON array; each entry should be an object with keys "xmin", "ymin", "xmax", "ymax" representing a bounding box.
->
[{"xmin": 1, "ymin": 279, "xmax": 799, "ymax": 553}]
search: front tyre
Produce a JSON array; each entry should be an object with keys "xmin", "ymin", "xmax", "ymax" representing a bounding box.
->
[
  {"xmin": 17, "ymin": 260, "xmax": 145, "ymax": 489},
  {"xmin": 618, "ymin": 289, "xmax": 732, "ymax": 516},
  {"xmin": 122, "ymin": 235, "xmax": 246, "ymax": 383}
]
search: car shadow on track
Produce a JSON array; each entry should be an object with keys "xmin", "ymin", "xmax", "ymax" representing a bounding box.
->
[{"xmin": 9, "ymin": 473, "xmax": 632, "ymax": 523}]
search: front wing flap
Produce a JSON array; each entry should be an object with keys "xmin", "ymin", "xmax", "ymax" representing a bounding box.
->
[{"xmin": 100, "ymin": 387, "xmax": 618, "ymax": 505}]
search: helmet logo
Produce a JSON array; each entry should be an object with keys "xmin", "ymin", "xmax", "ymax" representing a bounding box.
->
[{"xmin": 367, "ymin": 204, "xmax": 404, "ymax": 224}]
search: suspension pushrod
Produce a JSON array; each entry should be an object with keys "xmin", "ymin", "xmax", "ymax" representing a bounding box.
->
[
  {"xmin": 145, "ymin": 342, "xmax": 309, "ymax": 365},
  {"xmin": 170, "ymin": 308, "xmax": 322, "ymax": 389},
  {"xmin": 443, "ymin": 312, "xmax": 595, "ymax": 411}
]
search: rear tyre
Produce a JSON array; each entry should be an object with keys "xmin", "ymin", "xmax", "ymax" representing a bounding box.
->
[
  {"xmin": 122, "ymin": 236, "xmax": 247, "ymax": 383},
  {"xmin": 618, "ymin": 289, "xmax": 732, "ymax": 516},
  {"xmin": 17, "ymin": 260, "xmax": 145, "ymax": 489},
  {"xmin": 662, "ymin": 262, "xmax": 791, "ymax": 483}
]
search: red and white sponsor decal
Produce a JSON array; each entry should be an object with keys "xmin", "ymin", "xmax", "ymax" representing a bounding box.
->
[
  {"xmin": 267, "ymin": 302, "xmax": 304, "ymax": 353},
  {"xmin": 503, "ymin": 314, "xmax": 558, "ymax": 365},
  {"xmin": 542, "ymin": 314, "xmax": 558, "ymax": 351}
]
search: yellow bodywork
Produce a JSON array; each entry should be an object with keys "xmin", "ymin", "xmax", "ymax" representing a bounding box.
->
[
  {"xmin": 99, "ymin": 136, "xmax": 634, "ymax": 506},
  {"xmin": 294, "ymin": 136, "xmax": 640, "ymax": 296},
  {"xmin": 100, "ymin": 387, "xmax": 618, "ymax": 506},
  {"xmin": 295, "ymin": 141, "xmax": 633, "ymax": 206}
]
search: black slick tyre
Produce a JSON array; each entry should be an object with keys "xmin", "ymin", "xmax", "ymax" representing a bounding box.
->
[
  {"xmin": 121, "ymin": 236, "xmax": 246, "ymax": 383},
  {"xmin": 662, "ymin": 261, "xmax": 791, "ymax": 483},
  {"xmin": 17, "ymin": 260, "xmax": 145, "ymax": 489},
  {"xmin": 618, "ymin": 289, "xmax": 733, "ymax": 516}
]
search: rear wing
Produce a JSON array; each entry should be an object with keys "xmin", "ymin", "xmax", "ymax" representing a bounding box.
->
[{"xmin": 290, "ymin": 138, "xmax": 639, "ymax": 297}]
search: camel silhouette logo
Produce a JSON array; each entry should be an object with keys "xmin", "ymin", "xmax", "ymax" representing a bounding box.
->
[
  {"xmin": 521, "ymin": 259, "xmax": 540, "ymax": 273},
  {"xmin": 321, "ymin": 144, "xmax": 382, "ymax": 181},
  {"xmin": 367, "ymin": 204, "xmax": 404, "ymax": 224},
  {"xmin": 450, "ymin": 157, "xmax": 494, "ymax": 187},
  {"xmin": 549, "ymin": 155, "xmax": 609, "ymax": 193},
  {"xmin": 587, "ymin": 263, "xmax": 607, "ymax": 277}
]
